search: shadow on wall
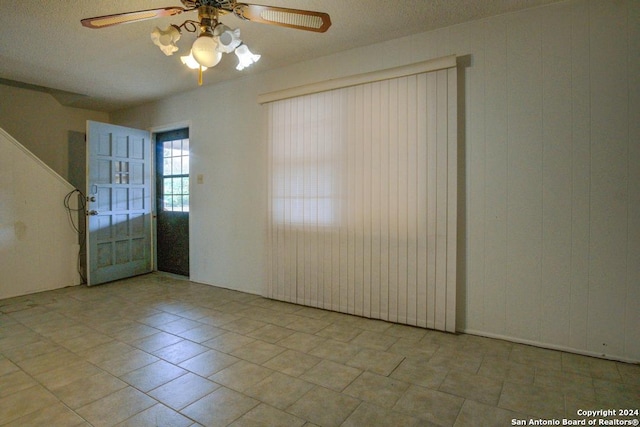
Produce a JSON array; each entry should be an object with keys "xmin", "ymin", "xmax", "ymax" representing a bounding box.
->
[
  {"xmin": 455, "ymin": 54, "xmax": 471, "ymax": 331},
  {"xmin": 68, "ymin": 130, "xmax": 87, "ymax": 283}
]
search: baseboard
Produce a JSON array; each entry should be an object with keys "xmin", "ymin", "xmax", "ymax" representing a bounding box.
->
[{"xmin": 462, "ymin": 328, "xmax": 639, "ymax": 364}]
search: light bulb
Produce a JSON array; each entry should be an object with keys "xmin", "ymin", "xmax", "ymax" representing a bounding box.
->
[{"xmin": 191, "ymin": 35, "xmax": 222, "ymax": 68}]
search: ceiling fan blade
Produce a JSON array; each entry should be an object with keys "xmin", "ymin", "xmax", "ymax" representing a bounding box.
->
[
  {"xmin": 81, "ymin": 7, "xmax": 186, "ymax": 29},
  {"xmin": 234, "ymin": 4, "xmax": 331, "ymax": 33}
]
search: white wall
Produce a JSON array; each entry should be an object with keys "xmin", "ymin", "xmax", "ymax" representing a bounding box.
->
[
  {"xmin": 0, "ymin": 84, "xmax": 109, "ymax": 180},
  {"xmin": 454, "ymin": 0, "xmax": 639, "ymax": 363},
  {"xmin": 111, "ymin": 0, "xmax": 639, "ymax": 362},
  {"xmin": 112, "ymin": 82, "xmax": 267, "ymax": 295},
  {"xmin": 0, "ymin": 128, "xmax": 82, "ymax": 299}
]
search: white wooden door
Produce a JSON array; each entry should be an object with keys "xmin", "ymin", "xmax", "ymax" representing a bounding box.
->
[{"xmin": 86, "ymin": 121, "xmax": 152, "ymax": 286}]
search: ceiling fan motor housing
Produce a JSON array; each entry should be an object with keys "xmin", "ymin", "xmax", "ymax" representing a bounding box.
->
[
  {"xmin": 182, "ymin": 0, "xmax": 237, "ymax": 12},
  {"xmin": 198, "ymin": 5, "xmax": 219, "ymax": 29}
]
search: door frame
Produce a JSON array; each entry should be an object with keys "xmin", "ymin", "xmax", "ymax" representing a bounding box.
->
[{"xmin": 149, "ymin": 121, "xmax": 192, "ymax": 276}]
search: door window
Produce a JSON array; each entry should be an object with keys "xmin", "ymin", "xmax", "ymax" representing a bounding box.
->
[{"xmin": 161, "ymin": 138, "xmax": 189, "ymax": 212}]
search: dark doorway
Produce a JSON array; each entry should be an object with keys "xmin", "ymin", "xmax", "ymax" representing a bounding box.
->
[{"xmin": 156, "ymin": 128, "xmax": 190, "ymax": 276}]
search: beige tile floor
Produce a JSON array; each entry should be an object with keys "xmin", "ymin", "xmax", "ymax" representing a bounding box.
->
[{"xmin": 0, "ymin": 273, "xmax": 638, "ymax": 426}]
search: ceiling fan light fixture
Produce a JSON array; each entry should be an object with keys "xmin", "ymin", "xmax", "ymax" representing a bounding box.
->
[
  {"xmin": 151, "ymin": 25, "xmax": 181, "ymax": 55},
  {"xmin": 191, "ymin": 34, "xmax": 222, "ymax": 68},
  {"xmin": 234, "ymin": 44, "xmax": 260, "ymax": 71}
]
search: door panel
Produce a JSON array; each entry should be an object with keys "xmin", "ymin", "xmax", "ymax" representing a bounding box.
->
[
  {"xmin": 86, "ymin": 121, "xmax": 152, "ymax": 286},
  {"xmin": 156, "ymin": 128, "xmax": 190, "ymax": 276}
]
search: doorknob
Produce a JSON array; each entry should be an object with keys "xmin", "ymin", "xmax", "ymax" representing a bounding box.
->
[{"xmin": 88, "ymin": 210, "xmax": 99, "ymax": 216}]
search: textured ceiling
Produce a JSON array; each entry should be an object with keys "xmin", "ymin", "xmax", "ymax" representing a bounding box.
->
[{"xmin": 0, "ymin": 0, "xmax": 563, "ymax": 112}]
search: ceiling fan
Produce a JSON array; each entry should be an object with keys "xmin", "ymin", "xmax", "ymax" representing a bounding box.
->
[{"xmin": 81, "ymin": 0, "xmax": 331, "ymax": 84}]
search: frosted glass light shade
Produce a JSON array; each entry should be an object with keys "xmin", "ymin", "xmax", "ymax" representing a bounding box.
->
[
  {"xmin": 181, "ymin": 51, "xmax": 208, "ymax": 70},
  {"xmin": 151, "ymin": 25, "xmax": 181, "ymax": 56},
  {"xmin": 192, "ymin": 35, "xmax": 222, "ymax": 68},
  {"xmin": 216, "ymin": 26, "xmax": 241, "ymax": 53},
  {"xmin": 235, "ymin": 44, "xmax": 260, "ymax": 71}
]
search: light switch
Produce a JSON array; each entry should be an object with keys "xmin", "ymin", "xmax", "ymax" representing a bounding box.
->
[{"xmin": 197, "ymin": 174, "xmax": 204, "ymax": 184}]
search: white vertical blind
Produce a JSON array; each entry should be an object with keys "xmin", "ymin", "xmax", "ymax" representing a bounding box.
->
[{"xmin": 266, "ymin": 63, "xmax": 457, "ymax": 332}]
